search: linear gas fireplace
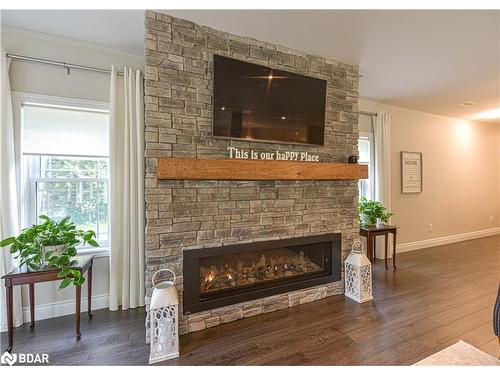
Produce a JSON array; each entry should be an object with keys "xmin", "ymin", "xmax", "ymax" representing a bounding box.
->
[{"xmin": 183, "ymin": 233, "xmax": 341, "ymax": 314}]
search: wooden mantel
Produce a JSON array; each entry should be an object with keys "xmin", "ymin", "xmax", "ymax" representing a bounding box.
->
[{"xmin": 157, "ymin": 158, "xmax": 368, "ymax": 181}]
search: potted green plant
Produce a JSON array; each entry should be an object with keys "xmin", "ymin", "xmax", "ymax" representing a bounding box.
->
[
  {"xmin": 0, "ymin": 215, "xmax": 99, "ymax": 289},
  {"xmin": 358, "ymin": 197, "xmax": 394, "ymax": 227}
]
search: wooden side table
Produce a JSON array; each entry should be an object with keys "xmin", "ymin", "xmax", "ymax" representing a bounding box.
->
[
  {"xmin": 359, "ymin": 225, "xmax": 398, "ymax": 269},
  {"xmin": 2, "ymin": 255, "xmax": 94, "ymax": 353}
]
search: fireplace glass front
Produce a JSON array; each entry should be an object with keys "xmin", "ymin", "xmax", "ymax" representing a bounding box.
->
[
  {"xmin": 199, "ymin": 243, "xmax": 328, "ymax": 298},
  {"xmin": 183, "ymin": 233, "xmax": 341, "ymax": 314}
]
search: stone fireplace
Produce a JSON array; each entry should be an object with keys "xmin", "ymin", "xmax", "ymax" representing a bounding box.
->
[{"xmin": 144, "ymin": 11, "xmax": 360, "ymax": 334}]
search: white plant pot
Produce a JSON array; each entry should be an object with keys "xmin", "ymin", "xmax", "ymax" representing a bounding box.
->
[
  {"xmin": 42, "ymin": 244, "xmax": 69, "ymax": 268},
  {"xmin": 25, "ymin": 244, "xmax": 69, "ymax": 272},
  {"xmin": 42, "ymin": 244, "xmax": 69, "ymax": 258}
]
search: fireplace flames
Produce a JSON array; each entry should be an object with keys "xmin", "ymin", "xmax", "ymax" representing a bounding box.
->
[{"xmin": 199, "ymin": 250, "xmax": 321, "ymax": 294}]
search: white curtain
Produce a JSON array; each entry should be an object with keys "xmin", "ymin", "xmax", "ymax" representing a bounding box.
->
[
  {"xmin": 0, "ymin": 48, "xmax": 24, "ymax": 331},
  {"xmin": 109, "ymin": 66, "xmax": 145, "ymax": 310},
  {"xmin": 374, "ymin": 111, "xmax": 392, "ymax": 258}
]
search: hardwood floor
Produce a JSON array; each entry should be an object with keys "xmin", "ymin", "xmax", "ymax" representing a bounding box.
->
[{"xmin": 2, "ymin": 235, "xmax": 499, "ymax": 365}]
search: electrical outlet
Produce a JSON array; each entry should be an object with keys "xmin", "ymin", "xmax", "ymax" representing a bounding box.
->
[
  {"xmin": 489, "ymin": 216, "xmax": 494, "ymax": 225},
  {"xmin": 429, "ymin": 224, "xmax": 433, "ymax": 232}
]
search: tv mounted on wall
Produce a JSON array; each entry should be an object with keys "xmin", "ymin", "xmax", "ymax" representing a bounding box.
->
[{"xmin": 213, "ymin": 54, "xmax": 327, "ymax": 146}]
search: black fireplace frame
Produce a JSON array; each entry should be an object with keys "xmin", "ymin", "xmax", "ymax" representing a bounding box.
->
[{"xmin": 183, "ymin": 233, "xmax": 341, "ymax": 314}]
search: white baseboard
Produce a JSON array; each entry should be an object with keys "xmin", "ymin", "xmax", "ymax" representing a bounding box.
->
[
  {"xmin": 22, "ymin": 293, "xmax": 109, "ymax": 322},
  {"xmin": 396, "ymin": 227, "xmax": 500, "ymax": 254}
]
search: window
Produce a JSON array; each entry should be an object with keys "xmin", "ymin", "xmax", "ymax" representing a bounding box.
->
[
  {"xmin": 358, "ymin": 113, "xmax": 375, "ymax": 200},
  {"xmin": 19, "ymin": 95, "xmax": 110, "ymax": 253},
  {"xmin": 358, "ymin": 136, "xmax": 373, "ymax": 199}
]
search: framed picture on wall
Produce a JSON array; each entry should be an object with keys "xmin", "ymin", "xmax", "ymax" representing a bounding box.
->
[{"xmin": 401, "ymin": 151, "xmax": 423, "ymax": 193}]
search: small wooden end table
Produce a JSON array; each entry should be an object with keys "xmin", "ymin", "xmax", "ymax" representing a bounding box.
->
[
  {"xmin": 2, "ymin": 255, "xmax": 94, "ymax": 353},
  {"xmin": 359, "ymin": 225, "xmax": 398, "ymax": 269}
]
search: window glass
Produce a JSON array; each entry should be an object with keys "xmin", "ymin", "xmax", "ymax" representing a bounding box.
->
[
  {"xmin": 35, "ymin": 156, "xmax": 109, "ymax": 247},
  {"xmin": 358, "ymin": 138, "xmax": 370, "ymax": 164},
  {"xmin": 40, "ymin": 156, "xmax": 108, "ymax": 179},
  {"xmin": 358, "ymin": 134, "xmax": 374, "ymax": 200}
]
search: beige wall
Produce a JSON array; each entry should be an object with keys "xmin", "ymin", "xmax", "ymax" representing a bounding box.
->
[
  {"xmin": 360, "ymin": 98, "xmax": 500, "ymax": 246},
  {"xmin": 2, "ymin": 29, "xmax": 144, "ymax": 321}
]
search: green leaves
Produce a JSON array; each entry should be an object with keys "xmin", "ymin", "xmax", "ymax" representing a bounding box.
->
[
  {"xmin": 58, "ymin": 269, "xmax": 85, "ymax": 289},
  {"xmin": 58, "ymin": 268, "xmax": 71, "ymax": 278},
  {"xmin": 0, "ymin": 237, "xmax": 15, "ymax": 247},
  {"xmin": 358, "ymin": 196, "xmax": 394, "ymax": 226},
  {"xmin": 0, "ymin": 215, "xmax": 99, "ymax": 290},
  {"xmin": 59, "ymin": 279, "xmax": 72, "ymax": 290},
  {"xmin": 74, "ymin": 276, "xmax": 85, "ymax": 286},
  {"xmin": 87, "ymin": 239, "xmax": 99, "ymax": 247},
  {"xmin": 67, "ymin": 247, "xmax": 77, "ymax": 256},
  {"xmin": 83, "ymin": 230, "xmax": 99, "ymax": 248},
  {"xmin": 47, "ymin": 256, "xmax": 59, "ymax": 267},
  {"xmin": 59, "ymin": 255, "xmax": 70, "ymax": 265}
]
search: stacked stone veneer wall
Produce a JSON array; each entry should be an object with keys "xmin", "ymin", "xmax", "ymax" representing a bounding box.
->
[{"xmin": 144, "ymin": 11, "xmax": 360, "ymax": 334}]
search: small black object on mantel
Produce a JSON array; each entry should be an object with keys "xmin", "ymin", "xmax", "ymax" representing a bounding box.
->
[{"xmin": 347, "ymin": 155, "xmax": 358, "ymax": 164}]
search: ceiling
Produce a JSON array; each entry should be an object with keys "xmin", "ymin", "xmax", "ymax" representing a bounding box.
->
[
  {"xmin": 2, "ymin": 9, "xmax": 499, "ymax": 122},
  {"xmin": 1, "ymin": 10, "xmax": 145, "ymax": 57}
]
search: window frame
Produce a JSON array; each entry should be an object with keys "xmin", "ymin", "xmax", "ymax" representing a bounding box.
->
[
  {"xmin": 359, "ymin": 131, "xmax": 376, "ymax": 201},
  {"xmin": 28, "ymin": 157, "xmax": 110, "ymax": 252},
  {"xmin": 13, "ymin": 92, "xmax": 110, "ymax": 257}
]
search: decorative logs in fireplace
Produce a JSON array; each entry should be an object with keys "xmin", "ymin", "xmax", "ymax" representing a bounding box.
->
[
  {"xmin": 199, "ymin": 249, "xmax": 322, "ymax": 296},
  {"xmin": 183, "ymin": 233, "xmax": 341, "ymax": 314}
]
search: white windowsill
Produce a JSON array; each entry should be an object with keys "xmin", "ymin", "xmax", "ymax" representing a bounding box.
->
[{"xmin": 78, "ymin": 247, "xmax": 110, "ymax": 258}]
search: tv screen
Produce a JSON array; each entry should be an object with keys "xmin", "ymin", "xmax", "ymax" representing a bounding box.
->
[{"xmin": 213, "ymin": 55, "xmax": 326, "ymax": 146}]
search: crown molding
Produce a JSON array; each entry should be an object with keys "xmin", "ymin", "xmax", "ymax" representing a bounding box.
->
[{"xmin": 1, "ymin": 25, "xmax": 144, "ymax": 60}]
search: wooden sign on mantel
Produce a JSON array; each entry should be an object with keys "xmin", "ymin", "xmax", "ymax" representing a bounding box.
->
[{"xmin": 157, "ymin": 158, "xmax": 368, "ymax": 181}]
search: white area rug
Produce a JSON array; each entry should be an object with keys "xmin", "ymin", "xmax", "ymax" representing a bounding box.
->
[{"xmin": 415, "ymin": 340, "xmax": 499, "ymax": 366}]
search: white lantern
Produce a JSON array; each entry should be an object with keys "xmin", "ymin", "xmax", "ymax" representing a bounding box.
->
[
  {"xmin": 344, "ymin": 240, "xmax": 373, "ymax": 303},
  {"xmin": 149, "ymin": 269, "xmax": 179, "ymax": 364}
]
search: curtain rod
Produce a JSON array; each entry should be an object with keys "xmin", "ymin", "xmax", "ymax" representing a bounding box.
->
[
  {"xmin": 6, "ymin": 53, "xmax": 144, "ymax": 78},
  {"xmin": 360, "ymin": 111, "xmax": 377, "ymax": 116}
]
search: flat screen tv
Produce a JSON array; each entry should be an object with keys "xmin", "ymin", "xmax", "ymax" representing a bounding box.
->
[{"xmin": 213, "ymin": 54, "xmax": 326, "ymax": 146}]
